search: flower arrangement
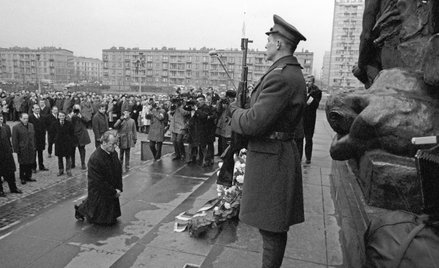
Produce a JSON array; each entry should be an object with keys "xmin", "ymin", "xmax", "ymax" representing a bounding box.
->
[
  {"xmin": 213, "ymin": 148, "xmax": 246, "ymax": 222},
  {"xmin": 175, "ymin": 149, "xmax": 247, "ymax": 238}
]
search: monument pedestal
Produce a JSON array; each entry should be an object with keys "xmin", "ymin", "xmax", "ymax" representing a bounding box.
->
[{"xmin": 357, "ymin": 150, "xmax": 422, "ymax": 213}]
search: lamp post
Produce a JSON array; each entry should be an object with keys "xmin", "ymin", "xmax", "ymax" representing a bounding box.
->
[
  {"xmin": 36, "ymin": 53, "xmax": 41, "ymax": 93},
  {"xmin": 208, "ymin": 51, "xmax": 237, "ymax": 90},
  {"xmin": 135, "ymin": 52, "xmax": 144, "ymax": 93}
]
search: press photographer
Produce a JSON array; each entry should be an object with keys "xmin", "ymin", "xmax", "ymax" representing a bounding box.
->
[
  {"xmin": 169, "ymin": 96, "xmax": 190, "ymax": 161},
  {"xmin": 70, "ymin": 104, "xmax": 91, "ymax": 170},
  {"xmin": 216, "ymin": 90, "xmax": 236, "ymax": 155}
]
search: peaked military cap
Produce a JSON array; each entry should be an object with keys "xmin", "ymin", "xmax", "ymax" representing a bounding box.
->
[{"xmin": 266, "ymin": 14, "xmax": 306, "ymax": 45}]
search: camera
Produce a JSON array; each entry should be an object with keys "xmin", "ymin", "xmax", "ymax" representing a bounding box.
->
[
  {"xmin": 73, "ymin": 108, "xmax": 80, "ymax": 114},
  {"xmin": 170, "ymin": 96, "xmax": 182, "ymax": 104},
  {"xmin": 219, "ymin": 97, "xmax": 229, "ymax": 105},
  {"xmin": 183, "ymin": 99, "xmax": 196, "ymax": 111}
]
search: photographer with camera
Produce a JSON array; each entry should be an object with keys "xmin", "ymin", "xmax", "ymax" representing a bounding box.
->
[
  {"xmin": 114, "ymin": 110, "xmax": 137, "ymax": 171},
  {"xmin": 216, "ymin": 90, "xmax": 236, "ymax": 156},
  {"xmin": 92, "ymin": 104, "xmax": 109, "ymax": 148},
  {"xmin": 71, "ymin": 104, "xmax": 91, "ymax": 170},
  {"xmin": 147, "ymin": 102, "xmax": 166, "ymax": 161},
  {"xmin": 169, "ymin": 96, "xmax": 190, "ymax": 161},
  {"xmin": 186, "ymin": 94, "xmax": 216, "ymax": 166}
]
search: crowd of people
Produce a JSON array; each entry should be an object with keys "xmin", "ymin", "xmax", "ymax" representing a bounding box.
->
[
  {"xmin": 0, "ymin": 85, "xmax": 242, "ymax": 196},
  {"xmin": 0, "ymin": 76, "xmax": 322, "ymax": 199}
]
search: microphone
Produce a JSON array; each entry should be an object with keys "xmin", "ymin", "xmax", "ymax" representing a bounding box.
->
[{"xmin": 208, "ymin": 50, "xmax": 218, "ymax": 56}]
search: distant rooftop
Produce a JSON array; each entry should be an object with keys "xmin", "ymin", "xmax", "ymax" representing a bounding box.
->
[{"xmin": 0, "ymin": 46, "xmax": 74, "ymax": 54}]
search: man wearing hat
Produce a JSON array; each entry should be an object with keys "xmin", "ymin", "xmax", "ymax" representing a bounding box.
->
[{"xmin": 229, "ymin": 14, "xmax": 306, "ymax": 267}]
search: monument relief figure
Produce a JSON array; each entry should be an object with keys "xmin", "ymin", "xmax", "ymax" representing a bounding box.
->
[
  {"xmin": 354, "ymin": 0, "xmax": 439, "ymax": 88},
  {"xmin": 327, "ymin": 0, "xmax": 439, "ymax": 211}
]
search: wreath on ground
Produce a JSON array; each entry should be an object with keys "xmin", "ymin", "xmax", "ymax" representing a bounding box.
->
[{"xmin": 174, "ymin": 149, "xmax": 247, "ymax": 238}]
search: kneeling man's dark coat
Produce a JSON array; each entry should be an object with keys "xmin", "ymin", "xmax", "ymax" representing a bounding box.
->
[{"xmin": 78, "ymin": 147, "xmax": 123, "ymax": 224}]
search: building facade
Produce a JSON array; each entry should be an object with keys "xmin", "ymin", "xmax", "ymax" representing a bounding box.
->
[
  {"xmin": 0, "ymin": 47, "xmax": 74, "ymax": 84},
  {"xmin": 321, "ymin": 51, "xmax": 331, "ymax": 89},
  {"xmin": 329, "ymin": 0, "xmax": 364, "ymax": 91},
  {"xmin": 73, "ymin": 56, "xmax": 102, "ymax": 82},
  {"xmin": 102, "ymin": 46, "xmax": 313, "ymax": 91}
]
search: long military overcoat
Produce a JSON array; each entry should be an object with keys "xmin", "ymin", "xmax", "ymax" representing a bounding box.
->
[
  {"xmin": 12, "ymin": 122, "xmax": 36, "ymax": 165},
  {"xmin": 231, "ymin": 55, "xmax": 306, "ymax": 232}
]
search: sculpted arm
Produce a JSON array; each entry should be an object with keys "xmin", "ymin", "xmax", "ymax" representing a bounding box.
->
[{"xmin": 358, "ymin": 0, "xmax": 381, "ymax": 69}]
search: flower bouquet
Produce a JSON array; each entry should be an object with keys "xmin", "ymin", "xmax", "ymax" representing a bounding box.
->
[{"xmin": 175, "ymin": 149, "xmax": 247, "ymax": 238}]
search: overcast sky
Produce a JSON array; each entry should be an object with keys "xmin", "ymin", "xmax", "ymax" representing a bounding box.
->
[{"xmin": 0, "ymin": 0, "xmax": 335, "ymax": 77}]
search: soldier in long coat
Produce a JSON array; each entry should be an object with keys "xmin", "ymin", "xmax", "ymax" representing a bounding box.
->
[
  {"xmin": 229, "ymin": 15, "xmax": 306, "ymax": 267},
  {"xmin": 75, "ymin": 131, "xmax": 123, "ymax": 225},
  {"xmin": 0, "ymin": 114, "xmax": 22, "ymax": 196},
  {"xmin": 12, "ymin": 113, "xmax": 37, "ymax": 184}
]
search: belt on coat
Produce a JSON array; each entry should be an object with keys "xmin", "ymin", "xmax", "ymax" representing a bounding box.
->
[{"xmin": 265, "ymin": 131, "xmax": 296, "ymax": 141}]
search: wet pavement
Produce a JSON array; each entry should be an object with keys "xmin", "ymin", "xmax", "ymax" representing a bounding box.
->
[{"xmin": 0, "ymin": 110, "xmax": 345, "ymax": 268}]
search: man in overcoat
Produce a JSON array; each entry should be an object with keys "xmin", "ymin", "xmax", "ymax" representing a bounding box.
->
[
  {"xmin": 147, "ymin": 104, "xmax": 166, "ymax": 160},
  {"xmin": 54, "ymin": 111, "xmax": 75, "ymax": 177},
  {"xmin": 303, "ymin": 75, "xmax": 322, "ymax": 164},
  {"xmin": 71, "ymin": 104, "xmax": 91, "ymax": 170},
  {"xmin": 45, "ymin": 106, "xmax": 58, "ymax": 158},
  {"xmin": 12, "ymin": 113, "xmax": 37, "ymax": 184},
  {"xmin": 29, "ymin": 104, "xmax": 49, "ymax": 172},
  {"xmin": 113, "ymin": 110, "xmax": 137, "ymax": 171},
  {"xmin": 229, "ymin": 15, "xmax": 307, "ymax": 268},
  {"xmin": 193, "ymin": 95, "xmax": 217, "ymax": 167},
  {"xmin": 75, "ymin": 131, "xmax": 123, "ymax": 225},
  {"xmin": 0, "ymin": 113, "xmax": 22, "ymax": 196},
  {"xmin": 92, "ymin": 104, "xmax": 109, "ymax": 148},
  {"xmin": 169, "ymin": 98, "xmax": 190, "ymax": 161}
]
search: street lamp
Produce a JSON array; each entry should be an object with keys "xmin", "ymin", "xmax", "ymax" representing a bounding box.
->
[
  {"xmin": 135, "ymin": 52, "xmax": 144, "ymax": 93},
  {"xmin": 36, "ymin": 53, "xmax": 41, "ymax": 93},
  {"xmin": 208, "ymin": 51, "xmax": 237, "ymax": 90}
]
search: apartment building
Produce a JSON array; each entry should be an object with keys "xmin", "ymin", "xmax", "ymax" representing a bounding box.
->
[
  {"xmin": 321, "ymin": 51, "xmax": 331, "ymax": 89},
  {"xmin": 329, "ymin": 0, "xmax": 364, "ymax": 90},
  {"xmin": 0, "ymin": 47, "xmax": 74, "ymax": 84},
  {"xmin": 102, "ymin": 46, "xmax": 313, "ymax": 91},
  {"xmin": 73, "ymin": 56, "xmax": 103, "ymax": 82}
]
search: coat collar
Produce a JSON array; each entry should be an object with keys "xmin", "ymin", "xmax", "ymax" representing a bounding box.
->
[{"xmin": 253, "ymin": 55, "xmax": 301, "ymax": 90}]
